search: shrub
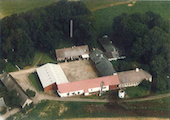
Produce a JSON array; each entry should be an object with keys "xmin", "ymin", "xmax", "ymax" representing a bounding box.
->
[{"xmin": 26, "ymin": 89, "xmax": 36, "ymax": 97}]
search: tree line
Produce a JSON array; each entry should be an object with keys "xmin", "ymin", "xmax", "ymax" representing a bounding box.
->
[
  {"xmin": 112, "ymin": 12, "xmax": 170, "ymax": 92},
  {"xmin": 0, "ymin": 1, "xmax": 96, "ymax": 68}
]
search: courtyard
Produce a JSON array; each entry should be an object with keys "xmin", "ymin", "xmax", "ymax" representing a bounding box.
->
[{"xmin": 58, "ymin": 59, "xmax": 99, "ymax": 82}]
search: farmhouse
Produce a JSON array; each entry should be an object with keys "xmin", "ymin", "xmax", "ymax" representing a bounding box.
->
[
  {"xmin": 118, "ymin": 68, "xmax": 152, "ymax": 88},
  {"xmin": 55, "ymin": 45, "xmax": 89, "ymax": 61},
  {"xmin": 98, "ymin": 36, "xmax": 119, "ymax": 61},
  {"xmin": 36, "ymin": 63, "xmax": 69, "ymax": 91},
  {"xmin": 90, "ymin": 48, "xmax": 116, "ymax": 76},
  {"xmin": 0, "ymin": 72, "xmax": 32, "ymax": 108}
]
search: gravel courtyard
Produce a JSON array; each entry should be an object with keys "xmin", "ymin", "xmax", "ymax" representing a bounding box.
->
[{"xmin": 58, "ymin": 59, "xmax": 99, "ymax": 82}]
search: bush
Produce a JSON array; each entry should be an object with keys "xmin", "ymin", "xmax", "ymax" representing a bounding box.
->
[
  {"xmin": 139, "ymin": 79, "xmax": 151, "ymax": 90},
  {"xmin": 0, "ymin": 107, "xmax": 7, "ymax": 114},
  {"xmin": 21, "ymin": 102, "xmax": 34, "ymax": 113},
  {"xmin": 26, "ymin": 89, "xmax": 36, "ymax": 97}
]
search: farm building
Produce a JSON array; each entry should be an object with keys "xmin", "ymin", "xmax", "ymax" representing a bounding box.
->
[
  {"xmin": 90, "ymin": 48, "xmax": 116, "ymax": 76},
  {"xmin": 55, "ymin": 45, "xmax": 89, "ymax": 61},
  {"xmin": 0, "ymin": 72, "xmax": 32, "ymax": 108},
  {"xmin": 98, "ymin": 36, "xmax": 119, "ymax": 61},
  {"xmin": 36, "ymin": 63, "xmax": 69, "ymax": 91},
  {"xmin": 57, "ymin": 74, "xmax": 120, "ymax": 97},
  {"xmin": 118, "ymin": 68, "xmax": 152, "ymax": 88},
  {"xmin": 36, "ymin": 62, "xmax": 120, "ymax": 97}
]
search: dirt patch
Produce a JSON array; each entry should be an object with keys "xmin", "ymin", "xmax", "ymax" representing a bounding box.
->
[
  {"xmin": 91, "ymin": 1, "xmax": 131, "ymax": 11},
  {"xmin": 59, "ymin": 60, "xmax": 99, "ymax": 82},
  {"xmin": 58, "ymin": 104, "xmax": 68, "ymax": 116},
  {"xmin": 128, "ymin": 1, "xmax": 136, "ymax": 7}
]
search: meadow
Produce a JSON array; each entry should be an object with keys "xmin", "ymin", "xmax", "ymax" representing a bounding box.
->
[{"xmin": 0, "ymin": 0, "xmax": 59, "ymax": 19}]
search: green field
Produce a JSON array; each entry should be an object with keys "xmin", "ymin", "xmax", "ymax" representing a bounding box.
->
[
  {"xmin": 0, "ymin": 0, "xmax": 59, "ymax": 19},
  {"xmin": 28, "ymin": 73, "xmax": 43, "ymax": 91},
  {"xmin": 91, "ymin": 1, "xmax": 170, "ymax": 36}
]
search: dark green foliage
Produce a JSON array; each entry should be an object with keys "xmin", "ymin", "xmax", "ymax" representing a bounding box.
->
[
  {"xmin": 21, "ymin": 102, "xmax": 34, "ymax": 113},
  {"xmin": 0, "ymin": 107, "xmax": 7, "ymax": 114},
  {"xmin": 139, "ymin": 80, "xmax": 151, "ymax": 90},
  {"xmin": 7, "ymin": 90, "xmax": 20, "ymax": 107},
  {"xmin": 1, "ymin": 1, "xmax": 96, "ymax": 68},
  {"xmin": 112, "ymin": 12, "xmax": 170, "ymax": 92},
  {"xmin": 26, "ymin": 89, "xmax": 36, "ymax": 97}
]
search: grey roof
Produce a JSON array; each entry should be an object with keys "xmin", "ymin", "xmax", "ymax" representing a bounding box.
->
[
  {"xmin": 98, "ymin": 37, "xmax": 116, "ymax": 52},
  {"xmin": 90, "ymin": 48, "xmax": 116, "ymax": 76},
  {"xmin": 98, "ymin": 37, "xmax": 119, "ymax": 59},
  {"xmin": 55, "ymin": 45, "xmax": 89, "ymax": 61},
  {"xmin": 0, "ymin": 72, "xmax": 30, "ymax": 107},
  {"xmin": 118, "ymin": 69, "xmax": 152, "ymax": 84},
  {"xmin": 0, "ymin": 97, "xmax": 6, "ymax": 107}
]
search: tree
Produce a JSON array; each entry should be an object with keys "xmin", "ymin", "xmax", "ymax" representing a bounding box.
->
[
  {"xmin": 139, "ymin": 79, "xmax": 151, "ymax": 90},
  {"xmin": 8, "ymin": 90, "xmax": 20, "ymax": 107}
]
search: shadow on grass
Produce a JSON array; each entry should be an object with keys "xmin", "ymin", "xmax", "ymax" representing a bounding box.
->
[{"xmin": 28, "ymin": 73, "xmax": 43, "ymax": 92}]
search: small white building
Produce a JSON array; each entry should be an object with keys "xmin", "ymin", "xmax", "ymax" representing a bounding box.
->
[{"xmin": 118, "ymin": 90, "xmax": 125, "ymax": 98}]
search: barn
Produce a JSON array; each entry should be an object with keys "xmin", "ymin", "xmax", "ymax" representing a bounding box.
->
[{"xmin": 36, "ymin": 63, "xmax": 69, "ymax": 91}]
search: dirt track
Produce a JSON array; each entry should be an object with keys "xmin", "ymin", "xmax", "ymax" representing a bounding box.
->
[{"xmin": 91, "ymin": 1, "xmax": 132, "ymax": 11}]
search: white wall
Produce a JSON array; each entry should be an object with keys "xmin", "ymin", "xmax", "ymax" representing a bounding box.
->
[
  {"xmin": 57, "ymin": 90, "xmax": 84, "ymax": 97},
  {"xmin": 88, "ymin": 86, "xmax": 109, "ymax": 94},
  {"xmin": 119, "ymin": 82, "xmax": 140, "ymax": 88},
  {"xmin": 22, "ymin": 99, "xmax": 33, "ymax": 108}
]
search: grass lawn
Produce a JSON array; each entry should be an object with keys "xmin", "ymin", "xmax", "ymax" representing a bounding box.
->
[
  {"xmin": 122, "ymin": 97, "xmax": 170, "ymax": 111},
  {"xmin": 4, "ymin": 62, "xmax": 18, "ymax": 73},
  {"xmin": 31, "ymin": 51, "xmax": 42, "ymax": 67},
  {"xmin": 0, "ymin": 0, "xmax": 59, "ymax": 19},
  {"xmin": 125, "ymin": 86, "xmax": 150, "ymax": 98},
  {"xmin": 28, "ymin": 73, "xmax": 43, "ymax": 92},
  {"xmin": 91, "ymin": 1, "xmax": 170, "ymax": 36},
  {"xmin": 39, "ymin": 53, "xmax": 57, "ymax": 65}
]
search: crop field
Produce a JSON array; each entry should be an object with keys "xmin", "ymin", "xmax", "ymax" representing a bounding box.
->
[{"xmin": 7, "ymin": 98, "xmax": 170, "ymax": 120}]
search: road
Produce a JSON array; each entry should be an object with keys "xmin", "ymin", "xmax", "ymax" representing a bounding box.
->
[{"xmin": 1, "ymin": 108, "xmax": 20, "ymax": 120}]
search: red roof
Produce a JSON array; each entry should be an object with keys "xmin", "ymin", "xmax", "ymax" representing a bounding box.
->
[{"xmin": 58, "ymin": 75, "xmax": 120, "ymax": 93}]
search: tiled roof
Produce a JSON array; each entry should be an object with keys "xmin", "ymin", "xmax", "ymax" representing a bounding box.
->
[{"xmin": 58, "ymin": 75, "xmax": 120, "ymax": 93}]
